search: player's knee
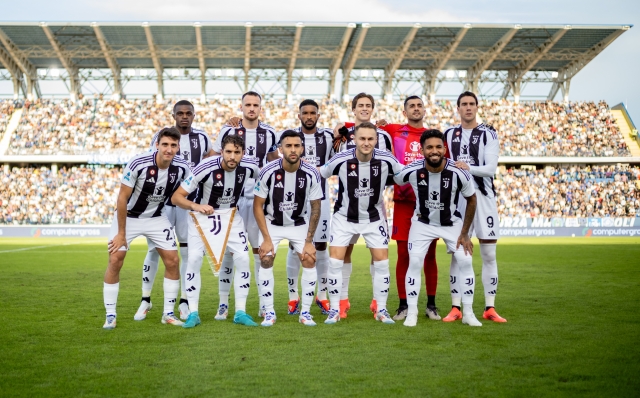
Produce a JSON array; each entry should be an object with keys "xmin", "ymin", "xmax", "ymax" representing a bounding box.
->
[
  {"xmin": 315, "ymin": 242, "xmax": 327, "ymax": 251},
  {"xmin": 261, "ymin": 256, "xmax": 274, "ymax": 269}
]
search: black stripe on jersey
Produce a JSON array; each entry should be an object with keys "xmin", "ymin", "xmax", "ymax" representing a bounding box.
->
[
  {"xmin": 271, "ymin": 169, "xmax": 286, "ymax": 226},
  {"xmin": 189, "ymin": 133, "xmax": 203, "ymax": 166},
  {"xmin": 128, "ymin": 167, "xmax": 157, "ymax": 218},
  {"xmin": 367, "ymin": 158, "xmax": 383, "ymax": 222},
  {"xmin": 453, "ymin": 173, "xmax": 463, "ymax": 219},
  {"xmin": 415, "ymin": 166, "xmax": 431, "ymax": 225},
  {"xmin": 152, "ymin": 164, "xmax": 180, "ymax": 217},
  {"xmin": 439, "ymin": 168, "xmax": 454, "ymax": 226},
  {"xmin": 292, "ymin": 168, "xmax": 308, "ymax": 226},
  {"xmin": 208, "ymin": 161, "xmax": 227, "ymax": 208},
  {"xmin": 346, "ymin": 158, "xmax": 360, "ymax": 223}
]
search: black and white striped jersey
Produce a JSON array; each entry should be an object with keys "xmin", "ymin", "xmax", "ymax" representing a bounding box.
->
[
  {"xmin": 320, "ymin": 148, "xmax": 402, "ymax": 224},
  {"xmin": 279, "ymin": 126, "xmax": 335, "ymax": 200},
  {"xmin": 393, "ymin": 158, "xmax": 475, "ymax": 227},
  {"xmin": 181, "ymin": 156, "xmax": 259, "ymax": 210},
  {"xmin": 150, "ymin": 127, "xmax": 212, "ymax": 169},
  {"xmin": 254, "ymin": 159, "xmax": 323, "ymax": 227},
  {"xmin": 120, "ymin": 152, "xmax": 190, "ymax": 219},
  {"xmin": 214, "ymin": 121, "xmax": 278, "ymax": 198},
  {"xmin": 339, "ymin": 126, "xmax": 393, "ymax": 153},
  {"xmin": 443, "ymin": 124, "xmax": 499, "ymax": 197}
]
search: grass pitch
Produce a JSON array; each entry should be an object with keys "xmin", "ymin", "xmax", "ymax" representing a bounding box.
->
[{"xmin": 1, "ymin": 237, "xmax": 639, "ymax": 397}]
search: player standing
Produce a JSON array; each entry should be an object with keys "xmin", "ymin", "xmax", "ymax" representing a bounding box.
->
[
  {"xmin": 253, "ymin": 130, "xmax": 323, "ymax": 326},
  {"xmin": 135, "ymin": 100, "xmax": 214, "ymax": 322},
  {"xmin": 377, "ymin": 96, "xmax": 441, "ymax": 321},
  {"xmin": 171, "ymin": 135, "xmax": 260, "ymax": 328},
  {"xmin": 320, "ymin": 122, "xmax": 403, "ymax": 324},
  {"xmin": 212, "ymin": 92, "xmax": 279, "ymax": 319},
  {"xmin": 103, "ymin": 127, "xmax": 190, "ymax": 329},
  {"xmin": 332, "ymin": 93, "xmax": 393, "ymax": 319},
  {"xmin": 283, "ymin": 99, "xmax": 334, "ymax": 316},
  {"xmin": 442, "ymin": 91, "xmax": 506, "ymax": 323},
  {"xmin": 394, "ymin": 129, "xmax": 480, "ymax": 327}
]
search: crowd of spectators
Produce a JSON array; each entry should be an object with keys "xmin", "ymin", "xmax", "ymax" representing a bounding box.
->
[
  {"xmin": 0, "ymin": 101, "xmax": 15, "ymax": 137},
  {"xmin": 1, "ymin": 97, "xmax": 631, "ymax": 157},
  {"xmin": 0, "ymin": 166, "xmax": 119, "ymax": 224},
  {"xmin": 1, "ymin": 164, "xmax": 637, "ymax": 225}
]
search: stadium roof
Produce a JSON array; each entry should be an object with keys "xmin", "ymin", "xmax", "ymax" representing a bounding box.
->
[{"xmin": 0, "ymin": 22, "xmax": 631, "ymax": 100}]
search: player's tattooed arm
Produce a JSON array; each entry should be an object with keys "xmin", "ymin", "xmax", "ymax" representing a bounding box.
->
[
  {"xmin": 108, "ymin": 184, "xmax": 133, "ymax": 254},
  {"xmin": 457, "ymin": 193, "xmax": 477, "ymax": 256},
  {"xmin": 303, "ymin": 199, "xmax": 321, "ymax": 263}
]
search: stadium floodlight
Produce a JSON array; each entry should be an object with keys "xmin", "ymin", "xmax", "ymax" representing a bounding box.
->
[
  {"xmin": 551, "ymin": 71, "xmax": 559, "ymax": 78},
  {"xmin": 514, "ymin": 24, "xmax": 522, "ymax": 29},
  {"xmin": 142, "ymin": 22, "xmax": 150, "ymax": 27},
  {"xmin": 296, "ymin": 22, "xmax": 304, "ymax": 28},
  {"xmin": 446, "ymin": 70, "xmax": 455, "ymax": 78},
  {"xmin": 362, "ymin": 23, "xmax": 371, "ymax": 29},
  {"xmin": 39, "ymin": 22, "xmax": 47, "ymax": 27},
  {"xmin": 373, "ymin": 70, "xmax": 382, "ymax": 78},
  {"xmin": 414, "ymin": 23, "xmax": 421, "ymax": 28},
  {"xmin": 172, "ymin": 69, "xmax": 180, "ymax": 77},
  {"xmin": 361, "ymin": 70, "xmax": 369, "ymax": 77},
  {"xmin": 51, "ymin": 68, "xmax": 59, "ymax": 77},
  {"xmin": 226, "ymin": 69, "xmax": 235, "ymax": 77},
  {"xmin": 127, "ymin": 69, "xmax": 136, "ymax": 77},
  {"xmin": 38, "ymin": 69, "xmax": 46, "ymax": 77},
  {"xmin": 140, "ymin": 69, "xmax": 148, "ymax": 76},
  {"xmin": 622, "ymin": 25, "xmax": 631, "ymax": 30},
  {"xmin": 464, "ymin": 23, "xmax": 472, "ymax": 29},
  {"xmin": 214, "ymin": 69, "xmax": 222, "ymax": 77},
  {"xmin": 316, "ymin": 70, "xmax": 323, "ymax": 77},
  {"xmin": 459, "ymin": 70, "xmax": 467, "ymax": 78},
  {"xmin": 245, "ymin": 22, "xmax": 253, "ymax": 27},
  {"xmin": 303, "ymin": 69, "xmax": 311, "ymax": 77},
  {"xmin": 564, "ymin": 25, "xmax": 572, "ymax": 30},
  {"xmin": 348, "ymin": 23, "xmax": 356, "ymax": 28},
  {"xmin": 193, "ymin": 22, "xmax": 202, "ymax": 27},
  {"xmin": 90, "ymin": 22, "xmax": 98, "ymax": 27}
]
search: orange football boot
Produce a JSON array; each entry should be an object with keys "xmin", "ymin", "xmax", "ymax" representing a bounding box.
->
[
  {"xmin": 483, "ymin": 308, "xmax": 507, "ymax": 323},
  {"xmin": 442, "ymin": 307, "xmax": 462, "ymax": 322},
  {"xmin": 339, "ymin": 299, "xmax": 350, "ymax": 319},
  {"xmin": 370, "ymin": 299, "xmax": 377, "ymax": 318}
]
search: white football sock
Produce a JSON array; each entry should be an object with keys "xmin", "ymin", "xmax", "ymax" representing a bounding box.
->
[
  {"xmin": 286, "ymin": 248, "xmax": 301, "ymax": 301},
  {"xmin": 141, "ymin": 249, "xmax": 159, "ymax": 298},
  {"xmin": 233, "ymin": 253, "xmax": 251, "ymax": 312},
  {"xmin": 179, "ymin": 245, "xmax": 188, "ymax": 299},
  {"xmin": 253, "ymin": 253, "xmax": 262, "ymax": 307},
  {"xmin": 258, "ymin": 264, "xmax": 275, "ymax": 312},
  {"xmin": 340, "ymin": 262, "xmax": 352, "ymax": 299},
  {"xmin": 372, "ymin": 260, "xmax": 390, "ymax": 311},
  {"xmin": 455, "ymin": 251, "xmax": 475, "ymax": 307},
  {"xmin": 300, "ymin": 267, "xmax": 317, "ymax": 313},
  {"xmin": 406, "ymin": 253, "xmax": 425, "ymax": 314},
  {"xmin": 163, "ymin": 278, "xmax": 180, "ymax": 315},
  {"xmin": 315, "ymin": 249, "xmax": 328, "ymax": 301},
  {"xmin": 185, "ymin": 253, "xmax": 202, "ymax": 312},
  {"xmin": 219, "ymin": 251, "xmax": 234, "ymax": 307},
  {"xmin": 327, "ymin": 258, "xmax": 343, "ymax": 310},
  {"xmin": 480, "ymin": 243, "xmax": 498, "ymax": 308},
  {"xmin": 370, "ymin": 261, "xmax": 376, "ymax": 298},
  {"xmin": 449, "ymin": 254, "xmax": 462, "ymax": 307},
  {"xmin": 103, "ymin": 282, "xmax": 119, "ymax": 315}
]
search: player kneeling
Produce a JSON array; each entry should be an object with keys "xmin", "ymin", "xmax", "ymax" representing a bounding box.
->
[
  {"xmin": 253, "ymin": 130, "xmax": 323, "ymax": 327},
  {"xmin": 102, "ymin": 127, "xmax": 189, "ymax": 329},
  {"xmin": 171, "ymin": 135, "xmax": 260, "ymax": 328},
  {"xmin": 394, "ymin": 129, "xmax": 482, "ymax": 327}
]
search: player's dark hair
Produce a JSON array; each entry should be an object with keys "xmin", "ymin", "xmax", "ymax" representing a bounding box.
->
[
  {"xmin": 354, "ymin": 121, "xmax": 377, "ymax": 135},
  {"xmin": 279, "ymin": 130, "xmax": 302, "ymax": 144},
  {"xmin": 299, "ymin": 99, "xmax": 319, "ymax": 110},
  {"xmin": 419, "ymin": 129, "xmax": 444, "ymax": 147},
  {"xmin": 221, "ymin": 134, "xmax": 245, "ymax": 151},
  {"xmin": 351, "ymin": 92, "xmax": 375, "ymax": 111},
  {"xmin": 457, "ymin": 91, "xmax": 478, "ymax": 107},
  {"xmin": 157, "ymin": 126, "xmax": 181, "ymax": 143},
  {"xmin": 242, "ymin": 91, "xmax": 262, "ymax": 102},
  {"xmin": 403, "ymin": 95, "xmax": 423, "ymax": 108},
  {"xmin": 173, "ymin": 100, "xmax": 194, "ymax": 113}
]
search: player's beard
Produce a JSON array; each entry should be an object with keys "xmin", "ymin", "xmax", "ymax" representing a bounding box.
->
[
  {"xmin": 284, "ymin": 152, "xmax": 300, "ymax": 166},
  {"xmin": 302, "ymin": 119, "xmax": 317, "ymax": 131},
  {"xmin": 426, "ymin": 156, "xmax": 443, "ymax": 168}
]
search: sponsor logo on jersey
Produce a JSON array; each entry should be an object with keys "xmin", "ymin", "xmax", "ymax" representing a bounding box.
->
[
  {"xmin": 409, "ymin": 142, "xmax": 421, "ymax": 152},
  {"xmin": 425, "ymin": 190, "xmax": 444, "ymax": 210},
  {"xmin": 124, "ymin": 171, "xmax": 132, "ymax": 181}
]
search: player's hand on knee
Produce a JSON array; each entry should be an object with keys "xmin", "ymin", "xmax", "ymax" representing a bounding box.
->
[
  {"xmin": 303, "ymin": 241, "xmax": 316, "ymax": 263},
  {"xmin": 259, "ymin": 239, "xmax": 274, "ymax": 260},
  {"xmin": 108, "ymin": 234, "xmax": 127, "ymax": 254},
  {"xmin": 456, "ymin": 233, "xmax": 473, "ymax": 256}
]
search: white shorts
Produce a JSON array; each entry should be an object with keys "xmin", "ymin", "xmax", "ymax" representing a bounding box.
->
[
  {"xmin": 330, "ymin": 213, "xmax": 389, "ymax": 249},
  {"xmin": 146, "ymin": 206, "xmax": 188, "ymax": 251},
  {"xmin": 109, "ymin": 212, "xmax": 177, "ymax": 252},
  {"xmin": 407, "ymin": 218, "xmax": 464, "ymax": 254},
  {"xmin": 259, "ymin": 223, "xmax": 308, "ymax": 256},
  {"xmin": 458, "ymin": 192, "xmax": 500, "ymax": 239},
  {"xmin": 188, "ymin": 210, "xmax": 249, "ymax": 259},
  {"xmin": 310, "ymin": 198, "xmax": 331, "ymax": 243},
  {"xmin": 238, "ymin": 196, "xmax": 259, "ymax": 248}
]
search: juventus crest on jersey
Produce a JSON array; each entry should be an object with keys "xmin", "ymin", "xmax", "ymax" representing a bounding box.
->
[
  {"xmin": 394, "ymin": 158, "xmax": 475, "ymax": 227},
  {"xmin": 150, "ymin": 128, "xmax": 212, "ymax": 169},
  {"xmin": 340, "ymin": 126, "xmax": 393, "ymax": 153},
  {"xmin": 254, "ymin": 159, "xmax": 323, "ymax": 227},
  {"xmin": 120, "ymin": 151, "xmax": 190, "ymax": 219},
  {"xmin": 321, "ymin": 148, "xmax": 402, "ymax": 224},
  {"xmin": 444, "ymin": 124, "xmax": 499, "ymax": 196},
  {"xmin": 181, "ymin": 156, "xmax": 260, "ymax": 210}
]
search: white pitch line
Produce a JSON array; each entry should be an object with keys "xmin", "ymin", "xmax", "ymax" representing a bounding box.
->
[{"xmin": 0, "ymin": 240, "xmax": 106, "ymax": 254}]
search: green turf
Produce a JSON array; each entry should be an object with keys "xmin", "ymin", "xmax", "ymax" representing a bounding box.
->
[{"xmin": 1, "ymin": 237, "xmax": 639, "ymax": 397}]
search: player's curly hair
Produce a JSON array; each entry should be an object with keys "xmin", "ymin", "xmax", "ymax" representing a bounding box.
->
[
  {"xmin": 419, "ymin": 129, "xmax": 444, "ymax": 147},
  {"xmin": 221, "ymin": 134, "xmax": 245, "ymax": 151}
]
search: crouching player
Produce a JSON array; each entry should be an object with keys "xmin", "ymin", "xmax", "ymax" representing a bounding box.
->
[
  {"xmin": 103, "ymin": 127, "xmax": 190, "ymax": 329},
  {"xmin": 394, "ymin": 129, "xmax": 482, "ymax": 327},
  {"xmin": 171, "ymin": 135, "xmax": 260, "ymax": 328},
  {"xmin": 253, "ymin": 130, "xmax": 323, "ymax": 327}
]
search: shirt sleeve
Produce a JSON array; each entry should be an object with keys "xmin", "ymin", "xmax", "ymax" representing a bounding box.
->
[
  {"xmin": 393, "ymin": 164, "xmax": 413, "ymax": 186},
  {"xmin": 213, "ymin": 126, "xmax": 231, "ymax": 153},
  {"xmin": 149, "ymin": 130, "xmax": 160, "ymax": 151},
  {"xmin": 308, "ymin": 171, "xmax": 323, "ymax": 201},
  {"xmin": 469, "ymin": 132, "xmax": 499, "ymax": 178},
  {"xmin": 267, "ymin": 130, "xmax": 278, "ymax": 153},
  {"xmin": 320, "ymin": 154, "xmax": 341, "ymax": 178},
  {"xmin": 180, "ymin": 172, "xmax": 198, "ymax": 194},
  {"xmin": 120, "ymin": 160, "xmax": 138, "ymax": 188},
  {"xmin": 254, "ymin": 172, "xmax": 270, "ymax": 199},
  {"xmin": 204, "ymin": 134, "xmax": 214, "ymax": 154},
  {"xmin": 180, "ymin": 162, "xmax": 208, "ymax": 194},
  {"xmin": 459, "ymin": 170, "xmax": 476, "ymax": 198}
]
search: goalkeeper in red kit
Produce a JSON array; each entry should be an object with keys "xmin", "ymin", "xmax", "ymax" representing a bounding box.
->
[{"xmin": 381, "ymin": 96, "xmax": 441, "ymax": 321}]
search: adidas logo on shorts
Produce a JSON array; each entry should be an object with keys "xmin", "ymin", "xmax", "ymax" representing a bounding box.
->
[
  {"xmin": 489, "ymin": 231, "xmax": 496, "ymax": 236},
  {"xmin": 320, "ymin": 234, "xmax": 326, "ymax": 239}
]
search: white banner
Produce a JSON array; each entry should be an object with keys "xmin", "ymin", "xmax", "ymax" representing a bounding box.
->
[{"xmin": 189, "ymin": 209, "xmax": 236, "ymax": 274}]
